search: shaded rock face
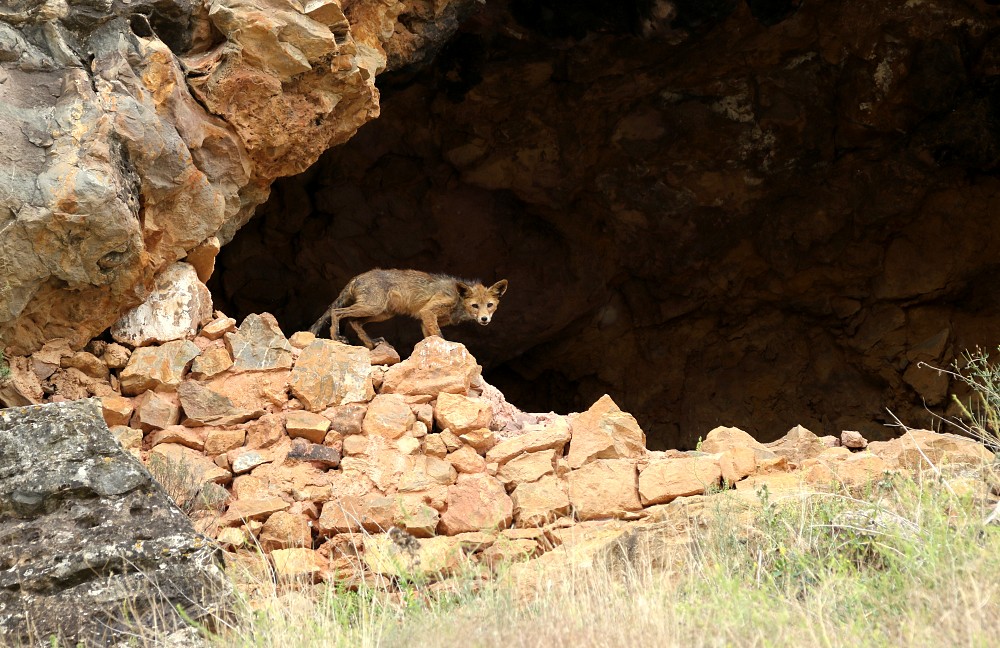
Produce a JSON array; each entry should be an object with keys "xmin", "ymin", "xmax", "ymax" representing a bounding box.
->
[
  {"xmin": 0, "ymin": 399, "xmax": 230, "ymax": 646},
  {"xmin": 0, "ymin": 0, "xmax": 479, "ymax": 355},
  {"xmin": 212, "ymin": 0, "xmax": 1000, "ymax": 448}
]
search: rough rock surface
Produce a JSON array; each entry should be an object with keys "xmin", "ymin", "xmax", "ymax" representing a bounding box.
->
[
  {"xmin": 0, "ymin": 0, "xmax": 480, "ymax": 355},
  {"xmin": 0, "ymin": 399, "xmax": 230, "ymax": 646},
  {"xmin": 211, "ymin": 0, "xmax": 1000, "ymax": 449}
]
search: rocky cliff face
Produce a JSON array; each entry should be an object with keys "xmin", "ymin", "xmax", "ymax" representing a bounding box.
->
[
  {"xmin": 210, "ymin": 0, "xmax": 1000, "ymax": 447},
  {"xmin": 0, "ymin": 0, "xmax": 477, "ymax": 354},
  {"xmin": 5, "ymin": 0, "xmax": 1000, "ymax": 448}
]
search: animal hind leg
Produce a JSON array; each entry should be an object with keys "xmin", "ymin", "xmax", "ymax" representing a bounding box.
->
[
  {"xmin": 331, "ymin": 304, "xmax": 387, "ymax": 349},
  {"xmin": 348, "ymin": 312, "xmax": 394, "ymax": 349}
]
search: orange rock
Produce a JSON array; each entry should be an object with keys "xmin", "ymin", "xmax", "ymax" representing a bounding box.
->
[
  {"xmin": 638, "ymin": 456, "xmax": 723, "ymax": 506},
  {"xmin": 120, "ymin": 340, "xmax": 201, "ymax": 395},
  {"xmin": 321, "ymin": 402, "xmax": 367, "ymax": 436},
  {"xmin": 99, "ymin": 395, "xmax": 134, "ymax": 428},
  {"xmin": 510, "ymin": 475, "xmax": 570, "ymax": 527},
  {"xmin": 459, "ymin": 428, "xmax": 497, "ymax": 454},
  {"xmin": 246, "ymin": 413, "xmax": 285, "ymax": 449},
  {"xmin": 438, "ymin": 474, "xmax": 513, "ymax": 535},
  {"xmin": 718, "ymin": 446, "xmax": 756, "ymax": 484},
  {"xmin": 380, "ymin": 337, "xmax": 481, "ymax": 397},
  {"xmin": 424, "ymin": 434, "xmax": 448, "ymax": 457},
  {"xmin": 434, "ymin": 392, "xmax": 493, "ymax": 435},
  {"xmin": 221, "ymin": 496, "xmax": 290, "ymax": 525},
  {"xmin": 204, "ymin": 428, "xmax": 247, "ymax": 455},
  {"xmin": 200, "ymin": 315, "xmax": 237, "ymax": 341},
  {"xmin": 802, "ymin": 451, "xmax": 889, "ymax": 488},
  {"xmin": 62, "ymin": 351, "xmax": 109, "ymax": 381},
  {"xmin": 398, "ymin": 455, "xmax": 457, "ymax": 492},
  {"xmin": 178, "ymin": 379, "xmax": 260, "ymax": 426},
  {"xmin": 699, "ymin": 426, "xmax": 769, "ymax": 453},
  {"xmin": 130, "ymin": 391, "xmax": 181, "ymax": 432},
  {"xmin": 369, "ymin": 341, "xmax": 400, "ymax": 366},
  {"xmin": 485, "ymin": 418, "xmax": 572, "ymax": 465},
  {"xmin": 565, "ymin": 395, "xmax": 646, "ymax": 469},
  {"xmin": 147, "ymin": 425, "xmax": 207, "ymax": 451},
  {"xmin": 446, "ymin": 445, "xmax": 487, "ymax": 474},
  {"xmin": 285, "ymin": 410, "xmax": 331, "ymax": 443},
  {"xmin": 203, "ymin": 369, "xmax": 290, "ymax": 413},
  {"xmin": 288, "ymin": 340, "xmax": 373, "ymax": 411},
  {"xmin": 481, "ymin": 538, "xmax": 540, "ymax": 569},
  {"xmin": 271, "ymin": 548, "xmax": 325, "ymax": 581},
  {"xmin": 259, "ymin": 511, "xmax": 313, "ymax": 551},
  {"xmin": 148, "ymin": 442, "xmax": 231, "ymax": 487},
  {"xmin": 766, "ymin": 425, "xmax": 829, "ymax": 465},
  {"xmin": 567, "ymin": 459, "xmax": 641, "ymax": 521},
  {"xmin": 867, "ymin": 429, "xmax": 993, "ymax": 470},
  {"xmin": 362, "ymin": 394, "xmax": 415, "ymax": 439},
  {"xmin": 190, "ymin": 346, "xmax": 233, "ymax": 380},
  {"xmin": 497, "ymin": 449, "xmax": 557, "ymax": 487}
]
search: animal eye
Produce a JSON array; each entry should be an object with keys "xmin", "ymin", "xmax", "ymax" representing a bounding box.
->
[
  {"xmin": 487, "ymin": 303, "xmax": 494, "ymax": 308},
  {"xmin": 471, "ymin": 303, "xmax": 479, "ymax": 309}
]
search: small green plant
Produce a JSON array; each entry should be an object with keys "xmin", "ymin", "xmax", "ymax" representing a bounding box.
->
[
  {"xmin": 922, "ymin": 346, "xmax": 1000, "ymax": 449},
  {"xmin": 0, "ymin": 350, "xmax": 10, "ymax": 382}
]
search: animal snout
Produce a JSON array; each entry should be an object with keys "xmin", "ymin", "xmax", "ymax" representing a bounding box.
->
[{"xmin": 479, "ymin": 315, "xmax": 490, "ymax": 325}]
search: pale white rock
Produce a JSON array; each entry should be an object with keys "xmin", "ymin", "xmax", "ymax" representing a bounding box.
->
[{"xmin": 111, "ymin": 262, "xmax": 213, "ymax": 347}]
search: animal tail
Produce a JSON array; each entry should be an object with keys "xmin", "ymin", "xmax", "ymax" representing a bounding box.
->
[{"xmin": 308, "ymin": 280, "xmax": 355, "ymax": 336}]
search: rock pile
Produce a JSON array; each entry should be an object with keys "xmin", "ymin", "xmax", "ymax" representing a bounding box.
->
[{"xmin": 1, "ymin": 308, "xmax": 995, "ymax": 584}]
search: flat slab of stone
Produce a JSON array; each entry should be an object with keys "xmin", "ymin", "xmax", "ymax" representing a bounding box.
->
[{"xmin": 0, "ymin": 400, "xmax": 231, "ymax": 646}]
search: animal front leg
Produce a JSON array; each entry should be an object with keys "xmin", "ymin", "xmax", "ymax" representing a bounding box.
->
[{"xmin": 419, "ymin": 309, "xmax": 444, "ymax": 339}]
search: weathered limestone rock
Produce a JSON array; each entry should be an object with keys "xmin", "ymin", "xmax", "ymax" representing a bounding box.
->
[
  {"xmin": 638, "ymin": 456, "xmax": 724, "ymax": 506},
  {"xmin": 566, "ymin": 395, "xmax": 646, "ymax": 469},
  {"xmin": 434, "ymin": 392, "xmax": 493, "ymax": 435},
  {"xmin": 131, "ymin": 390, "xmax": 182, "ymax": 432},
  {"xmin": 868, "ymin": 429, "xmax": 994, "ymax": 470},
  {"xmin": 260, "ymin": 511, "xmax": 313, "ymax": 551},
  {"xmin": 286, "ymin": 409, "xmax": 332, "ymax": 443},
  {"xmin": 289, "ymin": 340, "xmax": 373, "ymax": 411},
  {"xmin": 567, "ymin": 459, "xmax": 642, "ymax": 521},
  {"xmin": 119, "ymin": 340, "xmax": 200, "ymax": 395},
  {"xmin": 381, "ymin": 338, "xmax": 481, "ymax": 397},
  {"xmin": 111, "ymin": 262, "xmax": 213, "ymax": 347},
  {"xmin": 190, "ymin": 346, "xmax": 235, "ymax": 379},
  {"xmin": 497, "ymin": 449, "xmax": 557, "ymax": 487},
  {"xmin": 226, "ymin": 313, "xmax": 295, "ymax": 371},
  {"xmin": 485, "ymin": 418, "xmax": 572, "ymax": 465},
  {"xmin": 203, "ymin": 370, "xmax": 290, "ymax": 413},
  {"xmin": 438, "ymin": 473, "xmax": 513, "ymax": 534},
  {"xmin": 510, "ymin": 475, "xmax": 571, "ymax": 527},
  {"xmin": 766, "ymin": 425, "xmax": 830, "ymax": 465},
  {"xmin": 0, "ymin": 355, "xmax": 45, "ymax": 406},
  {"xmin": 700, "ymin": 426, "xmax": 770, "ymax": 454},
  {"xmin": 841, "ymin": 430, "xmax": 869, "ymax": 449},
  {"xmin": 363, "ymin": 393, "xmax": 416, "ymax": 439},
  {"xmin": 0, "ymin": 400, "xmax": 230, "ymax": 646},
  {"xmin": 178, "ymin": 379, "xmax": 260, "ymax": 426}
]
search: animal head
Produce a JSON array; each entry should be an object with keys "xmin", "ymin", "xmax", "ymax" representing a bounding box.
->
[{"xmin": 457, "ymin": 279, "xmax": 508, "ymax": 326}]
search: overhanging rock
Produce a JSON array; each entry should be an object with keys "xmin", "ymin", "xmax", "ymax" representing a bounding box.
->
[{"xmin": 0, "ymin": 399, "xmax": 231, "ymax": 646}]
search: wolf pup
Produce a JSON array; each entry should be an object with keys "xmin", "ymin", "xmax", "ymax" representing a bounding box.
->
[{"xmin": 309, "ymin": 269, "xmax": 508, "ymax": 349}]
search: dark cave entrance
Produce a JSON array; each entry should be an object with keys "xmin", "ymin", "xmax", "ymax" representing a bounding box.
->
[{"xmin": 209, "ymin": 0, "xmax": 1000, "ymax": 450}]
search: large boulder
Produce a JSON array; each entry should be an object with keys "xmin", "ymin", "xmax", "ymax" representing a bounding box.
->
[{"xmin": 0, "ymin": 399, "xmax": 231, "ymax": 646}]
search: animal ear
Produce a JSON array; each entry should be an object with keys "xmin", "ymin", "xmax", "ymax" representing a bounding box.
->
[
  {"xmin": 489, "ymin": 279, "xmax": 508, "ymax": 297},
  {"xmin": 456, "ymin": 282, "xmax": 473, "ymax": 298}
]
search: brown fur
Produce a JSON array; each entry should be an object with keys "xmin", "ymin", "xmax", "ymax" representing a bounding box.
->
[{"xmin": 308, "ymin": 269, "xmax": 508, "ymax": 349}]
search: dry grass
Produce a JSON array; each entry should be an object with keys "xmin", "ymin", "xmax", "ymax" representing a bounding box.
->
[{"xmin": 202, "ymin": 468, "xmax": 999, "ymax": 648}]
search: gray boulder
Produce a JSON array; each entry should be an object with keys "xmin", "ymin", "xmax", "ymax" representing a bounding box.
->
[{"xmin": 0, "ymin": 399, "xmax": 231, "ymax": 646}]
